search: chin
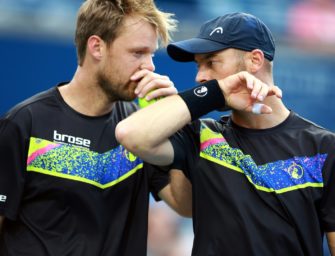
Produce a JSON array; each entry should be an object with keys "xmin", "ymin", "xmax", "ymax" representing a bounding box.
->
[
  {"xmin": 126, "ymin": 88, "xmax": 137, "ymax": 101},
  {"xmin": 119, "ymin": 93, "xmax": 137, "ymax": 102}
]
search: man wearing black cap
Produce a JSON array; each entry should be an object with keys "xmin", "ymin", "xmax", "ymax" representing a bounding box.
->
[
  {"xmin": 0, "ymin": 1, "xmax": 193, "ymax": 255},
  {"xmin": 116, "ymin": 12, "xmax": 335, "ymax": 255}
]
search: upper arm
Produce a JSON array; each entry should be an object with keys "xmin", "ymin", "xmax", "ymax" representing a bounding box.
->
[
  {"xmin": 0, "ymin": 119, "xmax": 26, "ymax": 220},
  {"xmin": 116, "ymin": 121, "xmax": 175, "ymax": 166},
  {"xmin": 158, "ymin": 169, "xmax": 192, "ymax": 218},
  {"xmin": 140, "ymin": 139, "xmax": 175, "ymax": 166},
  {"xmin": 321, "ymin": 146, "xmax": 335, "ymax": 256},
  {"xmin": 326, "ymin": 232, "xmax": 335, "ymax": 255}
]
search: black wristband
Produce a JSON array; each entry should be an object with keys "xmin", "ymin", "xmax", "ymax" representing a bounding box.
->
[{"xmin": 178, "ymin": 80, "xmax": 226, "ymax": 121}]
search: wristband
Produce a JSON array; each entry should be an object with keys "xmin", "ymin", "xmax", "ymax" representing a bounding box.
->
[{"xmin": 178, "ymin": 80, "xmax": 226, "ymax": 121}]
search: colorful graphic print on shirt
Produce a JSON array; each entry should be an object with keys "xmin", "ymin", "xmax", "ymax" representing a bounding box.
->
[
  {"xmin": 27, "ymin": 137, "xmax": 142, "ymax": 189},
  {"xmin": 199, "ymin": 124, "xmax": 325, "ymax": 194}
]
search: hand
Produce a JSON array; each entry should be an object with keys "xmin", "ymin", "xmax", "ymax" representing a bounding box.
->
[
  {"xmin": 218, "ymin": 71, "xmax": 282, "ymax": 114},
  {"xmin": 131, "ymin": 69, "xmax": 177, "ymax": 100}
]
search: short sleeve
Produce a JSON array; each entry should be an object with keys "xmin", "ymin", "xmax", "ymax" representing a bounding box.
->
[
  {"xmin": 0, "ymin": 119, "xmax": 26, "ymax": 220},
  {"xmin": 320, "ymin": 149, "xmax": 335, "ymax": 232},
  {"xmin": 169, "ymin": 121, "xmax": 201, "ymax": 180},
  {"xmin": 146, "ymin": 163, "xmax": 170, "ymax": 201}
]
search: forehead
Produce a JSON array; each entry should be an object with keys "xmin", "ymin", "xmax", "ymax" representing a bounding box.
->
[
  {"xmin": 113, "ymin": 16, "xmax": 158, "ymax": 50},
  {"xmin": 120, "ymin": 16, "xmax": 157, "ymax": 39}
]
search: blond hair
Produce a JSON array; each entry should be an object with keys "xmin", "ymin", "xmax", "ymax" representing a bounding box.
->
[{"xmin": 75, "ymin": 0, "xmax": 177, "ymax": 65}]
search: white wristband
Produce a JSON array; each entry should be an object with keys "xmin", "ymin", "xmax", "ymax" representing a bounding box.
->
[{"xmin": 252, "ymin": 103, "xmax": 263, "ymax": 114}]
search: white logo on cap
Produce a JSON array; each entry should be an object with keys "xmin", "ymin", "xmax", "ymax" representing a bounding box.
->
[
  {"xmin": 194, "ymin": 86, "xmax": 208, "ymax": 97},
  {"xmin": 209, "ymin": 27, "xmax": 223, "ymax": 36}
]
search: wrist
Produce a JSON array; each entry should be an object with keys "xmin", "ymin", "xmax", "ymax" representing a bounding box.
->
[{"xmin": 178, "ymin": 80, "xmax": 226, "ymax": 121}]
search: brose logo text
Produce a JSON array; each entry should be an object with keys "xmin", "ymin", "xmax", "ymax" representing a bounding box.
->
[{"xmin": 53, "ymin": 130, "xmax": 91, "ymax": 147}]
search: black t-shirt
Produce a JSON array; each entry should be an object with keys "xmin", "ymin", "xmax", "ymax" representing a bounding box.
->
[
  {"xmin": 171, "ymin": 112, "xmax": 335, "ymax": 256},
  {"xmin": 0, "ymin": 85, "xmax": 169, "ymax": 256}
]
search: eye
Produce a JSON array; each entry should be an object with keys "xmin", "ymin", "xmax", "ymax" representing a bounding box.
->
[
  {"xmin": 209, "ymin": 59, "xmax": 221, "ymax": 67},
  {"xmin": 207, "ymin": 60, "xmax": 214, "ymax": 67},
  {"xmin": 133, "ymin": 51, "xmax": 144, "ymax": 58},
  {"xmin": 133, "ymin": 51, "xmax": 155, "ymax": 59}
]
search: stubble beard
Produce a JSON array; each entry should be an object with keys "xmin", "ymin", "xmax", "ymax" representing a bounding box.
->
[{"xmin": 96, "ymin": 69, "xmax": 136, "ymax": 103}]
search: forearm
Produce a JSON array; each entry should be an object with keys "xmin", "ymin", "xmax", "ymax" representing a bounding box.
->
[
  {"xmin": 327, "ymin": 232, "xmax": 335, "ymax": 255},
  {"xmin": 116, "ymin": 94, "xmax": 191, "ymax": 163},
  {"xmin": 158, "ymin": 170, "xmax": 192, "ymax": 218},
  {"xmin": 116, "ymin": 80, "xmax": 225, "ymax": 164},
  {"xmin": 170, "ymin": 169, "xmax": 192, "ymax": 217}
]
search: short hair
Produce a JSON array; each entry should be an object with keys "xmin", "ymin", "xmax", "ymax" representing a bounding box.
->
[{"xmin": 75, "ymin": 0, "xmax": 177, "ymax": 65}]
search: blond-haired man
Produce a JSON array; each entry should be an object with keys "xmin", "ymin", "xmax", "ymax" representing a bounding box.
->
[{"xmin": 0, "ymin": 1, "xmax": 189, "ymax": 255}]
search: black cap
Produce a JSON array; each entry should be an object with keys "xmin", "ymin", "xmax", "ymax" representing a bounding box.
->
[{"xmin": 167, "ymin": 12, "xmax": 275, "ymax": 62}]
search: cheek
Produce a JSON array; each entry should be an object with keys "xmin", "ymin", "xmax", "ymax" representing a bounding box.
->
[
  {"xmin": 105, "ymin": 62, "xmax": 126, "ymax": 80},
  {"xmin": 117, "ymin": 59, "xmax": 141, "ymax": 78}
]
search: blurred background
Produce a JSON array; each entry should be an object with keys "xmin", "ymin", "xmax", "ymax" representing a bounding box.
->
[{"xmin": 0, "ymin": 0, "xmax": 334, "ymax": 255}]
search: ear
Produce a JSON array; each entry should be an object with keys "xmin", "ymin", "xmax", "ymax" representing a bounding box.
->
[
  {"xmin": 247, "ymin": 49, "xmax": 264, "ymax": 73},
  {"xmin": 87, "ymin": 35, "xmax": 104, "ymax": 61}
]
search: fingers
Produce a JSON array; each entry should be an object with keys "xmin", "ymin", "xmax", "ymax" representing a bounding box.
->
[
  {"xmin": 254, "ymin": 83, "xmax": 282, "ymax": 101},
  {"xmin": 247, "ymin": 77, "xmax": 267, "ymax": 102},
  {"xmin": 220, "ymin": 71, "xmax": 281, "ymax": 114},
  {"xmin": 131, "ymin": 69, "xmax": 176, "ymax": 100},
  {"xmin": 270, "ymin": 85, "xmax": 282, "ymax": 99},
  {"xmin": 240, "ymin": 73, "xmax": 280, "ymax": 115},
  {"xmin": 238, "ymin": 71, "xmax": 281, "ymax": 101},
  {"xmin": 250, "ymin": 80, "xmax": 266, "ymax": 101},
  {"xmin": 131, "ymin": 69, "xmax": 152, "ymax": 95}
]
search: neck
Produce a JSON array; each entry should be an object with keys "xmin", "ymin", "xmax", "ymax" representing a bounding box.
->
[
  {"xmin": 231, "ymin": 96, "xmax": 290, "ymax": 129},
  {"xmin": 58, "ymin": 66, "xmax": 114, "ymax": 116}
]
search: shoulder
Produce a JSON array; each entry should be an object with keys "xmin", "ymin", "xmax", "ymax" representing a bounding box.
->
[
  {"xmin": 293, "ymin": 113, "xmax": 335, "ymax": 137},
  {"xmin": 200, "ymin": 117, "xmax": 224, "ymax": 131},
  {"xmin": 4, "ymin": 87, "xmax": 57, "ymax": 122},
  {"xmin": 291, "ymin": 113, "xmax": 335, "ymax": 153}
]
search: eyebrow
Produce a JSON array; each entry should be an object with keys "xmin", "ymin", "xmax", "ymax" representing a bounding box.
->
[
  {"xmin": 130, "ymin": 46, "xmax": 157, "ymax": 53},
  {"xmin": 196, "ymin": 52, "xmax": 219, "ymax": 62}
]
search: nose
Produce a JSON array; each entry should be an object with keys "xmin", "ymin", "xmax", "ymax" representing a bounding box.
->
[
  {"xmin": 195, "ymin": 66, "xmax": 210, "ymax": 84},
  {"xmin": 141, "ymin": 55, "xmax": 155, "ymax": 72}
]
